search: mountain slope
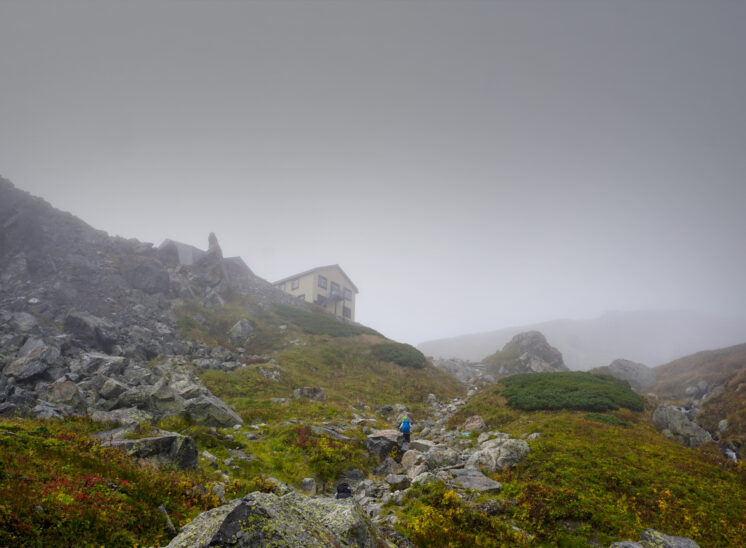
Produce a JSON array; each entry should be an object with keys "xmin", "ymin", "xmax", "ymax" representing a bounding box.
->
[
  {"xmin": 650, "ymin": 343, "xmax": 746, "ymax": 459},
  {"xmin": 418, "ymin": 310, "xmax": 746, "ymax": 369},
  {"xmin": 443, "ymin": 381, "xmax": 746, "ymax": 546}
]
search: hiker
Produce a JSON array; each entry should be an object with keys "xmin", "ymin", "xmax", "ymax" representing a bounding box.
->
[
  {"xmin": 335, "ymin": 482, "xmax": 352, "ymax": 499},
  {"xmin": 398, "ymin": 414, "xmax": 411, "ymax": 444}
]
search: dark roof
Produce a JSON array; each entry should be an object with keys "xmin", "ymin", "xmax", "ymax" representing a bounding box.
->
[{"xmin": 273, "ymin": 264, "xmax": 359, "ymax": 293}]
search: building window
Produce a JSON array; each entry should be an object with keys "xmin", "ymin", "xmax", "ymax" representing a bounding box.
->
[
  {"xmin": 318, "ymin": 275, "xmax": 327, "ymax": 289},
  {"xmin": 291, "ymin": 278, "xmax": 300, "ymax": 290},
  {"xmin": 297, "ymin": 294, "xmax": 305, "ymax": 300},
  {"xmin": 343, "ymin": 306, "xmax": 352, "ymax": 319},
  {"xmin": 343, "ymin": 287, "xmax": 352, "ymax": 301},
  {"xmin": 277, "ymin": 283, "xmax": 286, "ymax": 291},
  {"xmin": 330, "ymin": 281, "xmax": 340, "ymax": 296}
]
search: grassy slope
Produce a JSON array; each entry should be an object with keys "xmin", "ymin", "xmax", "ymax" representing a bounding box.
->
[
  {"xmin": 438, "ymin": 380, "xmax": 746, "ymax": 547},
  {"xmin": 178, "ymin": 297, "xmax": 464, "ymax": 423},
  {"xmin": 651, "ymin": 343, "xmax": 746, "ymax": 456}
]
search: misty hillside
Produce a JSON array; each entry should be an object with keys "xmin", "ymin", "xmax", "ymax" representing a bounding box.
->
[{"xmin": 418, "ymin": 310, "xmax": 746, "ymax": 369}]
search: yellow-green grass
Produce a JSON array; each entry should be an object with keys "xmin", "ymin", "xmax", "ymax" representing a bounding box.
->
[
  {"xmin": 200, "ymin": 337, "xmax": 464, "ymax": 424},
  {"xmin": 0, "ymin": 417, "xmax": 229, "ymax": 547},
  {"xmin": 440, "ymin": 385, "xmax": 746, "ymax": 546}
]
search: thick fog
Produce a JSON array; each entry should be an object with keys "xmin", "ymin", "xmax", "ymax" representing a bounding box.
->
[{"xmin": 1, "ymin": 1, "xmax": 745, "ymax": 345}]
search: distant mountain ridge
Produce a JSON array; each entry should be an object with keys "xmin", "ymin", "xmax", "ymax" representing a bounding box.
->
[{"xmin": 418, "ymin": 310, "xmax": 746, "ymax": 370}]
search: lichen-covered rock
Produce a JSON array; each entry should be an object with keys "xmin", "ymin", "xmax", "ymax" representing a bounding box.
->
[
  {"xmin": 165, "ymin": 491, "xmax": 388, "ymax": 547},
  {"xmin": 182, "ymin": 394, "xmax": 243, "ymax": 427},
  {"xmin": 424, "ymin": 447, "xmax": 460, "ymax": 469},
  {"xmin": 466, "ymin": 438, "xmax": 530, "ymax": 473},
  {"xmin": 3, "ymin": 338, "xmax": 60, "ymax": 381},
  {"xmin": 292, "ymin": 386, "xmax": 327, "ymax": 401},
  {"xmin": 228, "ymin": 318, "xmax": 255, "ymax": 344},
  {"xmin": 384, "ymin": 474, "xmax": 410, "ymax": 490},
  {"xmin": 101, "ymin": 432, "xmax": 198, "ymax": 469},
  {"xmin": 365, "ymin": 429, "xmax": 405, "ymax": 460},
  {"xmin": 652, "ymin": 405, "xmax": 712, "ymax": 447},
  {"xmin": 462, "ymin": 415, "xmax": 486, "ymax": 432},
  {"xmin": 451, "ymin": 467, "xmax": 502, "ymax": 493},
  {"xmin": 610, "ymin": 528, "xmax": 700, "ymax": 548}
]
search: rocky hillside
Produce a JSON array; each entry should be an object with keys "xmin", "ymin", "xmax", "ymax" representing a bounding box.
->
[
  {"xmin": 2, "ymin": 177, "xmax": 744, "ymax": 547},
  {"xmin": 418, "ymin": 310, "xmax": 746, "ymax": 369},
  {"xmin": 649, "ymin": 343, "xmax": 746, "ymax": 460},
  {"xmin": 0, "ymin": 177, "xmax": 461, "ymax": 426}
]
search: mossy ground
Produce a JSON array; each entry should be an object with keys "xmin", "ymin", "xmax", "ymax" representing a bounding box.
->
[
  {"xmin": 403, "ymin": 382, "xmax": 746, "ymax": 547},
  {"xmin": 177, "ymin": 296, "xmax": 463, "ymax": 424},
  {"xmin": 0, "ymin": 417, "xmax": 231, "ymax": 547}
]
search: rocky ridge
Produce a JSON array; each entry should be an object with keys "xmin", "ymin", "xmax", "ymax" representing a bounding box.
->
[{"xmin": 0, "ymin": 177, "xmax": 308, "ymax": 425}]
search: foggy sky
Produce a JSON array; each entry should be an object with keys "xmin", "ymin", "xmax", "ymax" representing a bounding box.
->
[{"xmin": 1, "ymin": 1, "xmax": 745, "ymax": 346}]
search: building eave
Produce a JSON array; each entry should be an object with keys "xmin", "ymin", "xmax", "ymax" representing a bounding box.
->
[{"xmin": 273, "ymin": 264, "xmax": 359, "ymax": 293}]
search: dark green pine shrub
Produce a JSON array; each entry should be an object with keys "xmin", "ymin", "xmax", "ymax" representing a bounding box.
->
[
  {"xmin": 371, "ymin": 342, "xmax": 428, "ymax": 369},
  {"xmin": 500, "ymin": 372, "xmax": 644, "ymax": 412}
]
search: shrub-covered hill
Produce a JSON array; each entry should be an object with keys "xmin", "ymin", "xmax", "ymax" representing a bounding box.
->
[
  {"xmin": 176, "ymin": 297, "xmax": 464, "ymax": 423},
  {"xmin": 650, "ymin": 343, "xmax": 746, "ymax": 459},
  {"xmin": 442, "ymin": 381, "xmax": 746, "ymax": 547}
]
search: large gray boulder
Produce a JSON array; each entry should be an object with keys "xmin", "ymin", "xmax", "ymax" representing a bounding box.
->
[
  {"xmin": 365, "ymin": 429, "xmax": 406, "ymax": 460},
  {"xmin": 652, "ymin": 405, "xmax": 712, "ymax": 447},
  {"xmin": 3, "ymin": 338, "xmax": 60, "ymax": 381},
  {"xmin": 466, "ymin": 438, "xmax": 530, "ymax": 473},
  {"xmin": 605, "ymin": 359, "xmax": 657, "ymax": 390},
  {"xmin": 183, "ymin": 394, "xmax": 243, "ymax": 427},
  {"xmin": 64, "ymin": 311, "xmax": 117, "ymax": 353},
  {"xmin": 48, "ymin": 379, "xmax": 87, "ymax": 411},
  {"xmin": 451, "ymin": 467, "xmax": 502, "ymax": 493},
  {"xmin": 165, "ymin": 491, "xmax": 388, "ymax": 547},
  {"xmin": 101, "ymin": 432, "xmax": 198, "ymax": 469},
  {"xmin": 424, "ymin": 447, "xmax": 460, "ymax": 469}
]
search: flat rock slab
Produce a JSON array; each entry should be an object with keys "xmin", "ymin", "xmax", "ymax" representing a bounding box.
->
[
  {"xmin": 452, "ymin": 468, "xmax": 502, "ymax": 493},
  {"xmin": 409, "ymin": 439, "xmax": 436, "ymax": 453}
]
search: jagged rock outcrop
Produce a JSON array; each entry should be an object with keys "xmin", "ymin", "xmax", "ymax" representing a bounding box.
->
[
  {"xmin": 165, "ymin": 491, "xmax": 388, "ymax": 547},
  {"xmin": 483, "ymin": 331, "xmax": 568, "ymax": 377},
  {"xmin": 652, "ymin": 405, "xmax": 712, "ymax": 447}
]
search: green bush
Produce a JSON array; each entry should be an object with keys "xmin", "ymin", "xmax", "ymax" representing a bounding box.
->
[
  {"xmin": 499, "ymin": 372, "xmax": 644, "ymax": 412},
  {"xmin": 584, "ymin": 413, "xmax": 630, "ymax": 427},
  {"xmin": 273, "ymin": 304, "xmax": 381, "ymax": 337},
  {"xmin": 370, "ymin": 342, "xmax": 428, "ymax": 369}
]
